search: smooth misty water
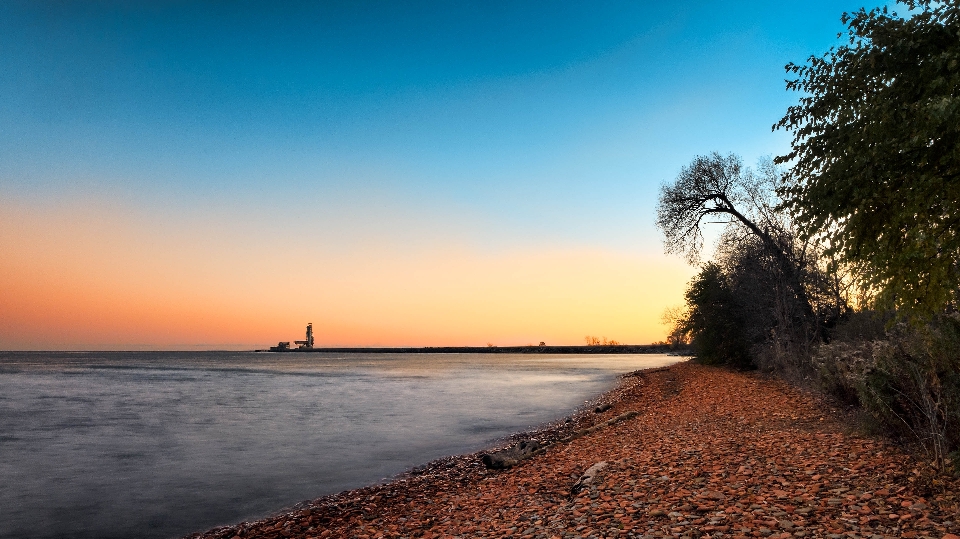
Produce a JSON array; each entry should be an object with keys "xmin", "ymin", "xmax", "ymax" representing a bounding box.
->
[{"xmin": 0, "ymin": 352, "xmax": 679, "ymax": 539}]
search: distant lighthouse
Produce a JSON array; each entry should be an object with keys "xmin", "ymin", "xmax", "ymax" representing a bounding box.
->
[
  {"xmin": 268, "ymin": 323, "xmax": 315, "ymax": 351},
  {"xmin": 295, "ymin": 323, "xmax": 314, "ymax": 349}
]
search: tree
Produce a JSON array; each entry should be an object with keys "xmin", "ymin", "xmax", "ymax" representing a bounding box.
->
[
  {"xmin": 657, "ymin": 153, "xmax": 778, "ymax": 264},
  {"xmin": 680, "ymin": 263, "xmax": 752, "ymax": 368},
  {"xmin": 657, "ymin": 153, "xmax": 818, "ymax": 329},
  {"xmin": 775, "ymin": 0, "xmax": 960, "ymax": 317},
  {"xmin": 657, "ymin": 153, "xmax": 853, "ymax": 368},
  {"xmin": 660, "ymin": 305, "xmax": 691, "ymax": 347}
]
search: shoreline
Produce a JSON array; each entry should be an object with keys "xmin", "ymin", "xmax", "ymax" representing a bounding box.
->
[{"xmin": 185, "ymin": 361, "xmax": 960, "ymax": 539}]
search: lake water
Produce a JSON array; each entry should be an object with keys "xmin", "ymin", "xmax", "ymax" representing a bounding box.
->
[{"xmin": 0, "ymin": 351, "xmax": 679, "ymax": 539}]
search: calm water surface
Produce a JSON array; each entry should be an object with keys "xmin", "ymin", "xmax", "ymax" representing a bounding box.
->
[{"xmin": 0, "ymin": 352, "xmax": 679, "ymax": 539}]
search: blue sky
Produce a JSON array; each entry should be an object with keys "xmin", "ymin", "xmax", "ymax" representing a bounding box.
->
[{"xmin": 0, "ymin": 1, "xmax": 880, "ymax": 348}]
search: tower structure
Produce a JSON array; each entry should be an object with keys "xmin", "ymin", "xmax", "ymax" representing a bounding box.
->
[{"xmin": 294, "ymin": 322, "xmax": 314, "ymax": 349}]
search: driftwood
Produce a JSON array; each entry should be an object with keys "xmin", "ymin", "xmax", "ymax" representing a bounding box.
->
[
  {"xmin": 481, "ymin": 440, "xmax": 543, "ymax": 469},
  {"xmin": 566, "ymin": 410, "xmax": 639, "ymax": 440},
  {"xmin": 480, "ymin": 410, "xmax": 641, "ymax": 470}
]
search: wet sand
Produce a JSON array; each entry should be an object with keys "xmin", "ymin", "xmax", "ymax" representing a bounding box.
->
[{"xmin": 185, "ymin": 361, "xmax": 960, "ymax": 539}]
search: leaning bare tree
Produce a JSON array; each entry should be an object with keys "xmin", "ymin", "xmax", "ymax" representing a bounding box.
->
[
  {"xmin": 657, "ymin": 153, "xmax": 790, "ymax": 266},
  {"xmin": 656, "ymin": 153, "xmax": 834, "ymax": 368}
]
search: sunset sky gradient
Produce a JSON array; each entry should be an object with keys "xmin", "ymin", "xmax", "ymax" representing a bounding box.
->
[{"xmin": 1, "ymin": 1, "xmax": 878, "ymax": 349}]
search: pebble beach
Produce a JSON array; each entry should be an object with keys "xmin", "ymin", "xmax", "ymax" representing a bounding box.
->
[{"xmin": 186, "ymin": 361, "xmax": 960, "ymax": 539}]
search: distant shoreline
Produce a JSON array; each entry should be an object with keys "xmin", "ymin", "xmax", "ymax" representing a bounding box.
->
[{"xmin": 257, "ymin": 344, "xmax": 689, "ymax": 354}]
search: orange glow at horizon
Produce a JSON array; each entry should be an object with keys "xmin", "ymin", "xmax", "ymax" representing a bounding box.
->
[{"xmin": 0, "ymin": 201, "xmax": 695, "ymax": 350}]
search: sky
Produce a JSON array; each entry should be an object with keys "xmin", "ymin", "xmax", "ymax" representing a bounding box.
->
[{"xmin": 0, "ymin": 0, "xmax": 882, "ymax": 350}]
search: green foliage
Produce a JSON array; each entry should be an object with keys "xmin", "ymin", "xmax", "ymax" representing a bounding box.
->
[
  {"xmin": 775, "ymin": 1, "xmax": 960, "ymax": 317},
  {"xmin": 680, "ymin": 263, "xmax": 753, "ymax": 368}
]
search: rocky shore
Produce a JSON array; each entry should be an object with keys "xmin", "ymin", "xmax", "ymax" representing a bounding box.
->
[{"xmin": 185, "ymin": 361, "xmax": 960, "ymax": 539}]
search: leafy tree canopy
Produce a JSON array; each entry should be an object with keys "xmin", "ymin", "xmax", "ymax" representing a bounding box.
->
[
  {"xmin": 681, "ymin": 262, "xmax": 753, "ymax": 368},
  {"xmin": 775, "ymin": 0, "xmax": 960, "ymax": 316}
]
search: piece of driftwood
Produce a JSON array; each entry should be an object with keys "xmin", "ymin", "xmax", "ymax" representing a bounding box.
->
[
  {"xmin": 571, "ymin": 461, "xmax": 608, "ymax": 494},
  {"xmin": 594, "ymin": 403, "xmax": 613, "ymax": 413},
  {"xmin": 480, "ymin": 410, "xmax": 641, "ymax": 470},
  {"xmin": 560, "ymin": 410, "xmax": 639, "ymax": 442},
  {"xmin": 481, "ymin": 440, "xmax": 543, "ymax": 469}
]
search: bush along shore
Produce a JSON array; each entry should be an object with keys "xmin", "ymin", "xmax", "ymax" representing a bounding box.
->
[{"xmin": 185, "ymin": 361, "xmax": 960, "ymax": 539}]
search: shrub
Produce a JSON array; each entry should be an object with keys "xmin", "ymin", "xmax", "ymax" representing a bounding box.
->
[
  {"xmin": 811, "ymin": 311, "xmax": 888, "ymax": 404},
  {"xmin": 860, "ymin": 316, "xmax": 960, "ymax": 467},
  {"xmin": 814, "ymin": 313, "xmax": 960, "ymax": 468}
]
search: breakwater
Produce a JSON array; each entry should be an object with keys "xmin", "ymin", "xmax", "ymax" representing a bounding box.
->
[{"xmin": 262, "ymin": 344, "xmax": 687, "ymax": 354}]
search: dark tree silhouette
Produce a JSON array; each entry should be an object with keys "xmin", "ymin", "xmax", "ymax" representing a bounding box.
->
[{"xmin": 657, "ymin": 153, "xmax": 816, "ymax": 325}]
